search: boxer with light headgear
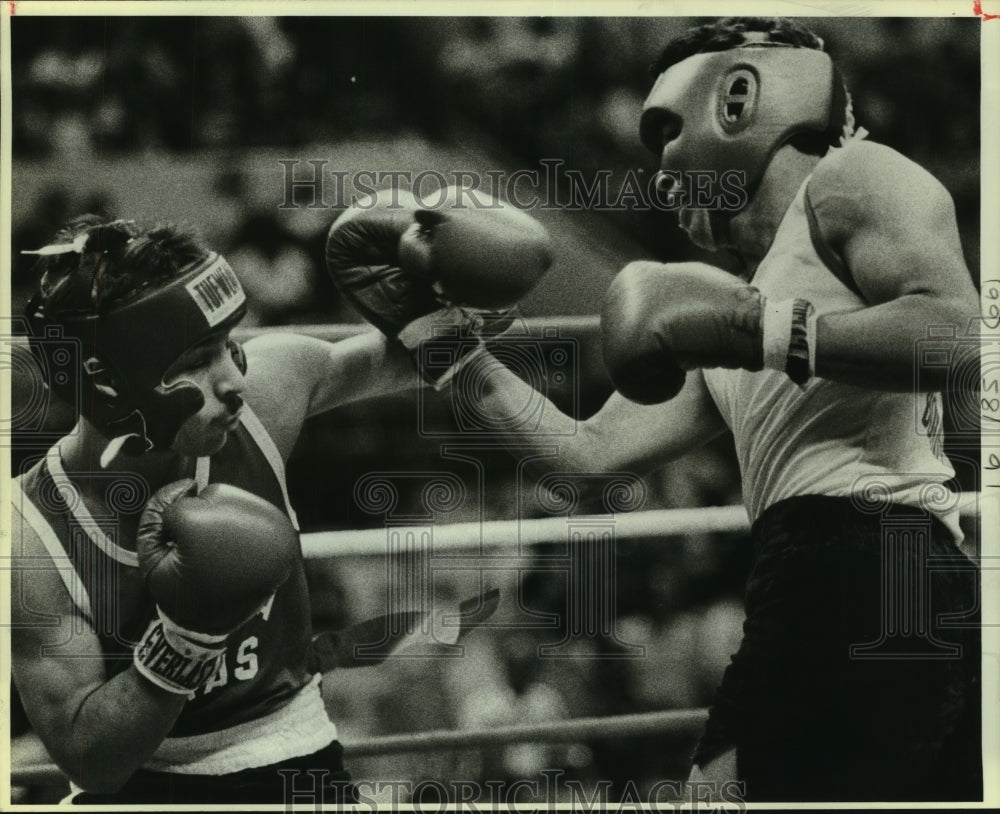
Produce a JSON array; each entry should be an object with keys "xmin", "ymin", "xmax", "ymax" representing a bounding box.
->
[
  {"xmin": 445, "ymin": 17, "xmax": 982, "ymax": 802},
  {"xmin": 10, "ymin": 211, "xmax": 529, "ymax": 803}
]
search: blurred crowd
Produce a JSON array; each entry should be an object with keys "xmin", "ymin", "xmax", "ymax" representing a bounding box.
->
[
  {"xmin": 11, "ymin": 16, "xmax": 981, "ymax": 284},
  {"xmin": 8, "ymin": 14, "xmax": 983, "ymax": 800}
]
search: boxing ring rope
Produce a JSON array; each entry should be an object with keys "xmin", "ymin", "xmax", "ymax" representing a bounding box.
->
[
  {"xmin": 9, "ymin": 320, "xmax": 992, "ymax": 789},
  {"xmin": 6, "ymin": 316, "xmax": 591, "ymax": 359},
  {"xmin": 301, "ymin": 505, "xmax": 751, "ymax": 558},
  {"xmin": 232, "ymin": 314, "xmax": 599, "ymax": 344},
  {"xmin": 11, "ymin": 710, "xmax": 711, "ymax": 787},
  {"xmin": 306, "ymin": 494, "xmax": 989, "ymax": 558},
  {"xmin": 344, "ymin": 709, "xmax": 710, "ymax": 757}
]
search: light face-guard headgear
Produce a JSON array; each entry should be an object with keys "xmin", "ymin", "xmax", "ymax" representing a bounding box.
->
[
  {"xmin": 27, "ymin": 252, "xmax": 248, "ymax": 455},
  {"xmin": 640, "ymin": 43, "xmax": 846, "ymax": 211}
]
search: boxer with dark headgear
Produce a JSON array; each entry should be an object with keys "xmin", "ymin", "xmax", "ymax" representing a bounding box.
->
[
  {"xmin": 25, "ymin": 218, "xmax": 250, "ymax": 461},
  {"xmin": 424, "ymin": 17, "xmax": 982, "ymax": 803},
  {"xmin": 11, "ymin": 206, "xmax": 549, "ymax": 803}
]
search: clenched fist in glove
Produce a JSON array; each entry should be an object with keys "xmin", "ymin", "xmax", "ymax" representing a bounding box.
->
[
  {"xmin": 601, "ymin": 261, "xmax": 817, "ymax": 404},
  {"xmin": 133, "ymin": 479, "xmax": 299, "ymax": 696},
  {"xmin": 325, "ymin": 186, "xmax": 552, "ymax": 388}
]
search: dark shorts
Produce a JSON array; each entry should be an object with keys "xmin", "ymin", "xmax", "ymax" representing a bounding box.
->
[
  {"xmin": 70, "ymin": 739, "xmax": 356, "ymax": 805},
  {"xmin": 693, "ymin": 495, "xmax": 982, "ymax": 802}
]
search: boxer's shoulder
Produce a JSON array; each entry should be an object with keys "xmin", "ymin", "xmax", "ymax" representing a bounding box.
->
[
  {"xmin": 810, "ymin": 141, "xmax": 945, "ymax": 218},
  {"xmin": 239, "ymin": 333, "xmax": 322, "ymax": 459},
  {"xmin": 806, "ymin": 141, "xmax": 953, "ymax": 255}
]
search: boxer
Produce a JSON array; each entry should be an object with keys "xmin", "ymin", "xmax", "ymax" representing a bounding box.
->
[{"xmin": 12, "ymin": 201, "xmax": 549, "ymax": 802}]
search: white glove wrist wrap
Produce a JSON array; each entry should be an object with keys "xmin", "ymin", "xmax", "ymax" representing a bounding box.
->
[
  {"xmin": 398, "ymin": 307, "xmax": 491, "ymax": 391},
  {"xmin": 157, "ymin": 608, "xmax": 228, "ymax": 658},
  {"xmin": 761, "ymin": 297, "xmax": 817, "ymax": 387},
  {"xmin": 397, "ymin": 307, "xmax": 473, "ymax": 351},
  {"xmin": 133, "ymin": 612, "xmax": 226, "ymax": 698}
]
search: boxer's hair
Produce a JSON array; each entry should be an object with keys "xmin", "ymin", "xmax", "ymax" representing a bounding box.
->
[
  {"xmin": 34, "ymin": 217, "xmax": 209, "ymax": 318},
  {"xmin": 649, "ymin": 17, "xmax": 825, "ymax": 77},
  {"xmin": 649, "ymin": 17, "xmax": 855, "ymax": 155}
]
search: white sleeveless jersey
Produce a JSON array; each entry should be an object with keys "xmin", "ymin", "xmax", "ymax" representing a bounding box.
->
[{"xmin": 702, "ymin": 150, "xmax": 961, "ymax": 541}]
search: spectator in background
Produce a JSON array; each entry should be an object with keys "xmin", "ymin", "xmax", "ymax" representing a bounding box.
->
[
  {"xmin": 226, "ymin": 211, "xmax": 324, "ymax": 326},
  {"xmin": 454, "ymin": 630, "xmax": 590, "ymax": 800}
]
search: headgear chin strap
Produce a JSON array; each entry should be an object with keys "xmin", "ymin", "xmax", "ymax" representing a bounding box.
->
[
  {"xmin": 641, "ymin": 42, "xmax": 846, "ymax": 213},
  {"xmin": 28, "ymin": 252, "xmax": 248, "ymax": 456}
]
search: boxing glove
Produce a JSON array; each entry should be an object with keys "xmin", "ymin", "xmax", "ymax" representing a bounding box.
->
[
  {"xmin": 601, "ymin": 261, "xmax": 817, "ymax": 404},
  {"xmin": 133, "ymin": 479, "xmax": 299, "ymax": 695},
  {"xmin": 324, "ymin": 188, "xmax": 442, "ymax": 337},
  {"xmin": 399, "ymin": 189, "xmax": 552, "ymax": 308},
  {"xmin": 326, "ymin": 186, "xmax": 552, "ymax": 387}
]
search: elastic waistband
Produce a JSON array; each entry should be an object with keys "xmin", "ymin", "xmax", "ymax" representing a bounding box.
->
[
  {"xmin": 143, "ymin": 674, "xmax": 337, "ymax": 775},
  {"xmin": 752, "ymin": 494, "xmax": 955, "ymax": 548}
]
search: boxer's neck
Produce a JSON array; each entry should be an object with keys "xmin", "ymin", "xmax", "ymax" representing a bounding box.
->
[{"xmin": 729, "ymin": 145, "xmax": 821, "ymax": 270}]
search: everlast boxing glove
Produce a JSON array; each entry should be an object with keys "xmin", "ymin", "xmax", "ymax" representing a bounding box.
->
[
  {"xmin": 325, "ymin": 186, "xmax": 552, "ymax": 388},
  {"xmin": 601, "ymin": 261, "xmax": 817, "ymax": 404},
  {"xmin": 133, "ymin": 479, "xmax": 299, "ymax": 696}
]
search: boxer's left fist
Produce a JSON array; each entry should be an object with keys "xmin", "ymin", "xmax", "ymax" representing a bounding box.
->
[
  {"xmin": 601, "ymin": 261, "xmax": 817, "ymax": 404},
  {"xmin": 133, "ymin": 480, "xmax": 299, "ymax": 696}
]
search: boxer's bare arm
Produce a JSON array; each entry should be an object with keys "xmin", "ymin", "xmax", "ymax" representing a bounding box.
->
[
  {"xmin": 808, "ymin": 141, "xmax": 979, "ymax": 390},
  {"xmin": 240, "ymin": 331, "xmax": 419, "ymax": 461},
  {"xmin": 461, "ymin": 360, "xmax": 728, "ymax": 475},
  {"xmin": 10, "ymin": 508, "xmax": 186, "ymax": 793}
]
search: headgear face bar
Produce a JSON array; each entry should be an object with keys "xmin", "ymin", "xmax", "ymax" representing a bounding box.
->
[
  {"xmin": 27, "ymin": 252, "xmax": 248, "ymax": 454},
  {"xmin": 640, "ymin": 41, "xmax": 845, "ymax": 209}
]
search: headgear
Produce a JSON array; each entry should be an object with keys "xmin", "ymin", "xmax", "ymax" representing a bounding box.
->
[
  {"xmin": 27, "ymin": 251, "xmax": 248, "ymax": 454},
  {"xmin": 640, "ymin": 38, "xmax": 846, "ymax": 208}
]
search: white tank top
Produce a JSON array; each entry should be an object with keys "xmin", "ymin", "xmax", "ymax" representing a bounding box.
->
[{"xmin": 702, "ymin": 152, "xmax": 961, "ymax": 541}]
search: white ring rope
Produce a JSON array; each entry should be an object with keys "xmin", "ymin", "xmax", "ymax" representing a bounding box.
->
[
  {"xmin": 11, "ymin": 710, "xmax": 709, "ymax": 788},
  {"xmin": 301, "ymin": 494, "xmax": 988, "ymax": 559},
  {"xmin": 232, "ymin": 315, "xmax": 599, "ymax": 344},
  {"xmin": 302, "ymin": 506, "xmax": 750, "ymax": 558},
  {"xmin": 347, "ymin": 708, "xmax": 709, "ymax": 756}
]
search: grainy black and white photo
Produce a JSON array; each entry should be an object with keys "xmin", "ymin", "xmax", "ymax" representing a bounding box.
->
[{"xmin": 3, "ymin": 2, "xmax": 998, "ymax": 810}]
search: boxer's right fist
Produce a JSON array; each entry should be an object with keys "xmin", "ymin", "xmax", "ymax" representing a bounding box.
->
[
  {"xmin": 325, "ymin": 186, "xmax": 550, "ymax": 327},
  {"xmin": 324, "ymin": 188, "xmax": 442, "ymax": 337},
  {"xmin": 600, "ymin": 262, "xmax": 690, "ymax": 404},
  {"xmin": 601, "ymin": 261, "xmax": 762, "ymax": 404},
  {"xmin": 133, "ymin": 479, "xmax": 299, "ymax": 695},
  {"xmin": 325, "ymin": 186, "xmax": 552, "ymax": 388}
]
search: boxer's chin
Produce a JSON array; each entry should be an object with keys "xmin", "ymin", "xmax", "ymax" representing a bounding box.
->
[
  {"xmin": 680, "ymin": 208, "xmax": 717, "ymax": 251},
  {"xmin": 681, "ymin": 209, "xmax": 731, "ymax": 252}
]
